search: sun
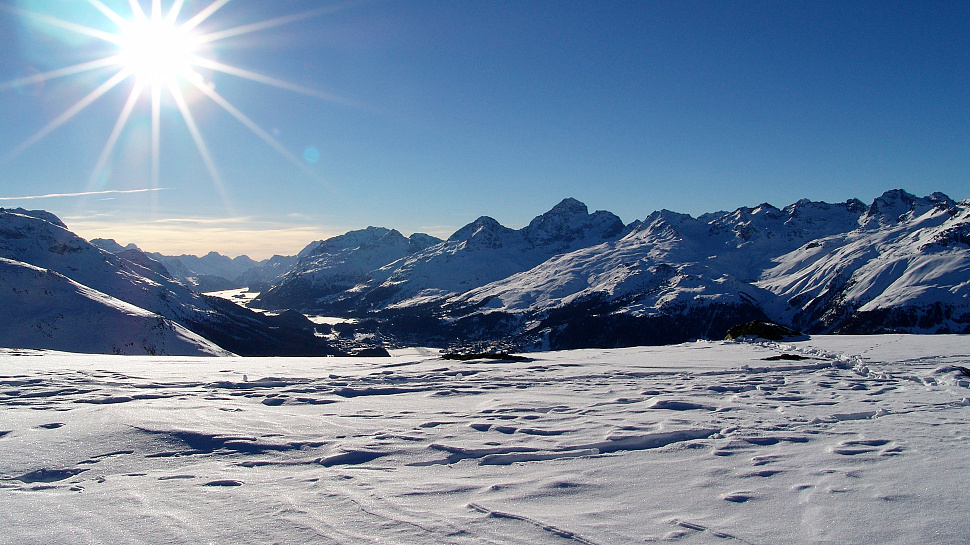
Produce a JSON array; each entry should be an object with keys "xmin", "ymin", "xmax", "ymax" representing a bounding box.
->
[
  {"xmin": 0, "ymin": 0, "xmax": 343, "ymax": 199},
  {"xmin": 116, "ymin": 12, "xmax": 200, "ymax": 87}
]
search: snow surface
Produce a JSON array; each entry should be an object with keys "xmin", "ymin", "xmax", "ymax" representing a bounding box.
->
[{"xmin": 1, "ymin": 335, "xmax": 968, "ymax": 544}]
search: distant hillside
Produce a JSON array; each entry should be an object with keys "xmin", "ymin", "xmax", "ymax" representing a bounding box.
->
[{"xmin": 90, "ymin": 239, "xmax": 297, "ymax": 293}]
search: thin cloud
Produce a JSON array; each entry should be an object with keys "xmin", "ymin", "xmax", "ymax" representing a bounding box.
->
[
  {"xmin": 148, "ymin": 216, "xmax": 254, "ymax": 225},
  {"xmin": 0, "ymin": 188, "xmax": 171, "ymax": 201}
]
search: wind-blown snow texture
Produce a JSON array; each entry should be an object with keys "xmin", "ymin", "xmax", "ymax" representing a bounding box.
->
[{"xmin": 1, "ymin": 335, "xmax": 967, "ymax": 543}]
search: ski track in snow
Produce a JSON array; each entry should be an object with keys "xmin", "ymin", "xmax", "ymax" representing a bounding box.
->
[{"xmin": 0, "ymin": 335, "xmax": 968, "ymax": 544}]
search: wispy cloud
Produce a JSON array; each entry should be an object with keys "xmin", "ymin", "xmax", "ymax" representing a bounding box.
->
[
  {"xmin": 148, "ymin": 216, "xmax": 255, "ymax": 225},
  {"xmin": 0, "ymin": 188, "xmax": 171, "ymax": 201}
]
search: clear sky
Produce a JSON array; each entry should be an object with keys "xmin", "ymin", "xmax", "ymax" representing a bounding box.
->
[{"xmin": 1, "ymin": 0, "xmax": 967, "ymax": 259}]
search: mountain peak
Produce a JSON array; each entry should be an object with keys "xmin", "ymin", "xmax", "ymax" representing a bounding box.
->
[
  {"xmin": 524, "ymin": 198, "xmax": 624, "ymax": 248},
  {"xmin": 865, "ymin": 190, "xmax": 954, "ymax": 225},
  {"xmin": 548, "ymin": 197, "xmax": 588, "ymax": 215},
  {"xmin": 869, "ymin": 189, "xmax": 919, "ymax": 212},
  {"xmin": 0, "ymin": 208, "xmax": 68, "ymax": 229},
  {"xmin": 91, "ymin": 238, "xmax": 140, "ymax": 254},
  {"xmin": 407, "ymin": 232, "xmax": 442, "ymax": 253},
  {"xmin": 639, "ymin": 209, "xmax": 697, "ymax": 233},
  {"xmin": 305, "ymin": 226, "xmax": 402, "ymax": 257},
  {"xmin": 448, "ymin": 216, "xmax": 511, "ymax": 243},
  {"xmin": 752, "ymin": 202, "xmax": 781, "ymax": 215}
]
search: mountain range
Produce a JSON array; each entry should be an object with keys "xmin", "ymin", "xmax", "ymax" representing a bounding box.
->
[{"xmin": 3, "ymin": 189, "xmax": 968, "ymax": 355}]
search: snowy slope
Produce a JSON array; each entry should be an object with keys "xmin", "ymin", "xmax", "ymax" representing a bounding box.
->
[
  {"xmin": 758, "ymin": 191, "xmax": 970, "ymax": 333},
  {"xmin": 1, "ymin": 335, "xmax": 967, "ymax": 544},
  {"xmin": 0, "ymin": 258, "xmax": 230, "ymax": 355},
  {"xmin": 1, "ymin": 208, "xmax": 206, "ymax": 322}
]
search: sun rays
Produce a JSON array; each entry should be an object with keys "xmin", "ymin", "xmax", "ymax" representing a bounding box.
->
[{"xmin": 0, "ymin": 0, "xmax": 340, "ymax": 205}]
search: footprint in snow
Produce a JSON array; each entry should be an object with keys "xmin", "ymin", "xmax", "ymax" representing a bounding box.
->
[
  {"xmin": 739, "ymin": 469, "xmax": 784, "ymax": 478},
  {"xmin": 37, "ymin": 423, "xmax": 64, "ymax": 429},
  {"xmin": 202, "ymin": 480, "xmax": 243, "ymax": 487},
  {"xmin": 15, "ymin": 468, "xmax": 87, "ymax": 483},
  {"xmin": 830, "ymin": 439, "xmax": 898, "ymax": 456},
  {"xmin": 722, "ymin": 491, "xmax": 755, "ymax": 503},
  {"xmin": 648, "ymin": 399, "xmax": 717, "ymax": 411}
]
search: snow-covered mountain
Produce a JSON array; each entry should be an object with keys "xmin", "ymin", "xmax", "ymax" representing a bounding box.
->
[
  {"xmin": 292, "ymin": 198, "xmax": 631, "ymax": 314},
  {"xmin": 234, "ymin": 254, "xmax": 299, "ymax": 291},
  {"xmin": 252, "ymin": 226, "xmax": 442, "ymax": 311},
  {"xmin": 231, "ymin": 191, "xmax": 970, "ymax": 351},
  {"xmin": 164, "ymin": 251, "xmax": 260, "ymax": 281},
  {"xmin": 427, "ymin": 190, "xmax": 969, "ymax": 349},
  {"xmin": 1, "ymin": 208, "xmax": 341, "ymax": 356},
  {"xmin": 91, "ymin": 239, "xmax": 296, "ymax": 293},
  {"xmin": 452, "ymin": 198, "xmax": 870, "ymax": 314},
  {"xmin": 757, "ymin": 190, "xmax": 970, "ymax": 334}
]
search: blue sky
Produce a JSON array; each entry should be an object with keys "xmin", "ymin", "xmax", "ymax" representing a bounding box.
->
[{"xmin": 1, "ymin": 0, "xmax": 967, "ymax": 258}]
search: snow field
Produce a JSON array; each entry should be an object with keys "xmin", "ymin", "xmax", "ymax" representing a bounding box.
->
[{"xmin": 0, "ymin": 335, "xmax": 968, "ymax": 544}]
